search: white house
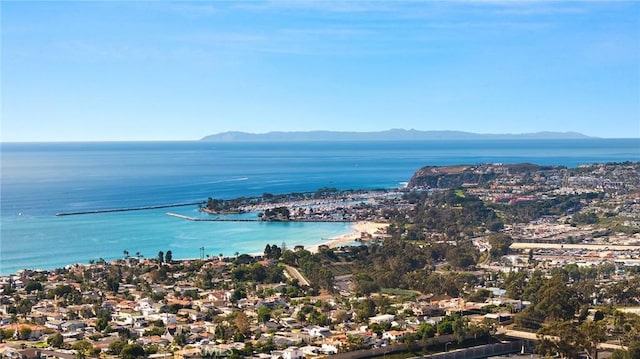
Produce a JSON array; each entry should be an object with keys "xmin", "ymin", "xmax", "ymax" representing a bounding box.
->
[
  {"xmin": 369, "ymin": 314, "xmax": 395, "ymax": 324},
  {"xmin": 147, "ymin": 313, "xmax": 177, "ymax": 326},
  {"xmin": 382, "ymin": 330, "xmax": 406, "ymax": 342},
  {"xmin": 321, "ymin": 343, "xmax": 339, "ymax": 355},
  {"xmin": 299, "ymin": 345, "xmax": 321, "ymax": 356},
  {"xmin": 305, "ymin": 325, "xmax": 331, "ymax": 338},
  {"xmin": 270, "ymin": 346, "xmax": 303, "ymax": 359}
]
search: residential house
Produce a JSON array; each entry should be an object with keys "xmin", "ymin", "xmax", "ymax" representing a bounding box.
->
[
  {"xmin": 305, "ymin": 325, "xmax": 331, "ymax": 338},
  {"xmin": 369, "ymin": 314, "xmax": 395, "ymax": 325},
  {"xmin": 270, "ymin": 346, "xmax": 303, "ymax": 359},
  {"xmin": 60, "ymin": 320, "xmax": 85, "ymax": 332},
  {"xmin": 382, "ymin": 330, "xmax": 406, "ymax": 342}
]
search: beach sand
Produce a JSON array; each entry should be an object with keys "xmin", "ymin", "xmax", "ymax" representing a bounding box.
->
[{"xmin": 308, "ymin": 221, "xmax": 389, "ymax": 253}]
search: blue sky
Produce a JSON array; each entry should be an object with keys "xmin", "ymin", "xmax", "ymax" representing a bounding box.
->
[{"xmin": 2, "ymin": 1, "xmax": 639, "ymax": 141}]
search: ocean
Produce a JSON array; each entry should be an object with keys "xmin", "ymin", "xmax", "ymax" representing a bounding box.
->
[{"xmin": 1, "ymin": 139, "xmax": 639, "ymax": 275}]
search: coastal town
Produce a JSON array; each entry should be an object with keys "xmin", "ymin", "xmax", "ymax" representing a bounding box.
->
[{"xmin": 1, "ymin": 162, "xmax": 639, "ymax": 359}]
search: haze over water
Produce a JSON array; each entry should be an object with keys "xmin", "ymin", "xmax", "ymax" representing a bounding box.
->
[{"xmin": 1, "ymin": 139, "xmax": 639, "ymax": 275}]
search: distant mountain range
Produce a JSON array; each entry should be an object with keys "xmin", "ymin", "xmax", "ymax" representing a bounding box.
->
[{"xmin": 201, "ymin": 129, "xmax": 595, "ymax": 142}]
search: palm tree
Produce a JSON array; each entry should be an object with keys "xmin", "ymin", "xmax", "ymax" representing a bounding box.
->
[{"xmin": 123, "ymin": 250, "xmax": 129, "ymax": 259}]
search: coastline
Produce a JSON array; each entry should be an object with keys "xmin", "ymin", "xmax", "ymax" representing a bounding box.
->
[
  {"xmin": 308, "ymin": 221, "xmax": 389, "ymax": 253},
  {"xmin": 0, "ymin": 220, "xmax": 376, "ymax": 277},
  {"xmin": 5, "ymin": 140, "xmax": 639, "ymax": 276}
]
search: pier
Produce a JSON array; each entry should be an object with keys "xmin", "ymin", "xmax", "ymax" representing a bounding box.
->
[{"xmin": 55, "ymin": 202, "xmax": 205, "ymax": 216}]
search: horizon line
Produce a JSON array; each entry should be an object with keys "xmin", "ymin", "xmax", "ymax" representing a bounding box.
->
[{"xmin": 4, "ymin": 137, "xmax": 640, "ymax": 144}]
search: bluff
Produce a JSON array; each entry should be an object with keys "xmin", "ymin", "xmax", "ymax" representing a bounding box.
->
[{"xmin": 407, "ymin": 163, "xmax": 563, "ymax": 188}]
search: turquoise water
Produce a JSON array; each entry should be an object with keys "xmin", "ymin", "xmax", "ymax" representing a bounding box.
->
[{"xmin": 1, "ymin": 139, "xmax": 639, "ymax": 275}]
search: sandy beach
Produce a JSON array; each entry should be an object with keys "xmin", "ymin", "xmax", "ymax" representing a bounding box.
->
[{"xmin": 308, "ymin": 221, "xmax": 389, "ymax": 253}]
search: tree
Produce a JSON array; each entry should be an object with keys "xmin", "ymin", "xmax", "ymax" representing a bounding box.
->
[
  {"xmin": 536, "ymin": 320, "xmax": 605, "ymax": 359},
  {"xmin": 106, "ymin": 275, "xmax": 120, "ymax": 294},
  {"xmin": 118, "ymin": 327, "xmax": 132, "ymax": 340},
  {"xmin": 17, "ymin": 298, "xmax": 33, "ymax": 318},
  {"xmin": 536, "ymin": 320, "xmax": 580, "ymax": 358},
  {"xmin": 120, "ymin": 343, "xmax": 146, "ymax": 359},
  {"xmin": 165, "ymin": 250, "xmax": 172, "ymax": 263},
  {"xmin": 333, "ymin": 310, "xmax": 347, "ymax": 324},
  {"xmin": 417, "ymin": 322, "xmax": 436, "ymax": 338},
  {"xmin": 72, "ymin": 340, "xmax": 94, "ymax": 359},
  {"xmin": 579, "ymin": 321, "xmax": 607, "ymax": 359},
  {"xmin": 1, "ymin": 329, "xmax": 15, "ymax": 342},
  {"xmin": 18, "ymin": 326, "xmax": 32, "ymax": 340},
  {"xmin": 452, "ymin": 316, "xmax": 467, "ymax": 344},
  {"xmin": 571, "ymin": 211, "xmax": 598, "ymax": 225},
  {"xmin": 346, "ymin": 334, "xmax": 367, "ymax": 351},
  {"xmin": 95, "ymin": 316, "xmax": 109, "ymax": 332},
  {"xmin": 487, "ymin": 233, "xmax": 513, "ymax": 259},
  {"xmin": 437, "ymin": 320, "xmax": 453, "ymax": 335},
  {"xmin": 535, "ymin": 274, "xmax": 578, "ymax": 321},
  {"xmin": 612, "ymin": 342, "xmax": 640, "ymax": 359},
  {"xmin": 466, "ymin": 289, "xmax": 492, "ymax": 303},
  {"xmin": 173, "ymin": 333, "xmax": 186, "ymax": 346},
  {"xmin": 522, "ymin": 270, "xmax": 545, "ymax": 302},
  {"xmin": 355, "ymin": 298, "xmax": 376, "ymax": 322},
  {"xmin": 281, "ymin": 250, "xmax": 297, "ymax": 265},
  {"xmin": 515, "ymin": 306, "xmax": 544, "ymax": 330},
  {"xmin": 234, "ymin": 312, "xmax": 250, "ymax": 336},
  {"xmin": 629, "ymin": 342, "xmax": 640, "ymax": 359},
  {"xmin": 157, "ymin": 251, "xmax": 164, "ymax": 264},
  {"xmin": 47, "ymin": 333, "xmax": 64, "ymax": 348},
  {"xmin": 257, "ymin": 306, "xmax": 271, "ymax": 324},
  {"xmin": 108, "ymin": 340, "xmax": 126, "ymax": 355},
  {"xmin": 25, "ymin": 281, "xmax": 43, "ymax": 293}
]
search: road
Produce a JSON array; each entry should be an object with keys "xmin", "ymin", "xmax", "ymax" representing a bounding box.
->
[
  {"xmin": 510, "ymin": 243, "xmax": 640, "ymax": 250},
  {"xmin": 499, "ymin": 328, "xmax": 628, "ymax": 350},
  {"xmin": 284, "ymin": 265, "xmax": 311, "ymax": 287}
]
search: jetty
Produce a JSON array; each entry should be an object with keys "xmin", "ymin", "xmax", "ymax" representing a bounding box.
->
[
  {"xmin": 55, "ymin": 202, "xmax": 205, "ymax": 216},
  {"xmin": 165, "ymin": 212, "xmax": 258, "ymax": 222}
]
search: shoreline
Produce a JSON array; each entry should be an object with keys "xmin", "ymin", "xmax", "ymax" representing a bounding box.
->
[
  {"xmin": 0, "ymin": 221, "xmax": 387, "ymax": 277},
  {"xmin": 307, "ymin": 221, "xmax": 389, "ymax": 253}
]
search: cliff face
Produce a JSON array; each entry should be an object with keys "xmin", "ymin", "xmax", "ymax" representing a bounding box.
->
[
  {"xmin": 408, "ymin": 165, "xmax": 489, "ymax": 188},
  {"xmin": 407, "ymin": 163, "xmax": 563, "ymax": 188}
]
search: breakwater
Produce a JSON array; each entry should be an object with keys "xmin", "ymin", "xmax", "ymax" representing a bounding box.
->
[
  {"xmin": 165, "ymin": 212, "xmax": 350, "ymax": 222},
  {"xmin": 55, "ymin": 202, "xmax": 205, "ymax": 216},
  {"xmin": 166, "ymin": 212, "xmax": 258, "ymax": 222}
]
